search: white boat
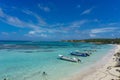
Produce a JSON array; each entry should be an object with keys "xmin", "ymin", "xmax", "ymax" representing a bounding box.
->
[{"xmin": 58, "ymin": 54, "xmax": 81, "ymax": 62}]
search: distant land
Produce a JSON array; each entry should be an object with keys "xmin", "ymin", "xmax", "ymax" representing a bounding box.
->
[
  {"xmin": 62, "ymin": 38, "xmax": 120, "ymax": 44},
  {"xmin": 0, "ymin": 38, "xmax": 120, "ymax": 44}
]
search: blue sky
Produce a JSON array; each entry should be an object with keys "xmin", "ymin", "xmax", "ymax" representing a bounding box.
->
[{"xmin": 0, "ymin": 0, "xmax": 120, "ymax": 41}]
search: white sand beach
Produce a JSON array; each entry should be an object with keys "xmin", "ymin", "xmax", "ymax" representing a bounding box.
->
[{"xmin": 65, "ymin": 44, "xmax": 120, "ymax": 80}]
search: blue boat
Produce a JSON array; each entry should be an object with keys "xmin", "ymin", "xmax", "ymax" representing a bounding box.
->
[{"xmin": 70, "ymin": 51, "xmax": 90, "ymax": 57}]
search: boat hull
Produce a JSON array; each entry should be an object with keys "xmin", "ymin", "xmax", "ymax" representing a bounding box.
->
[
  {"xmin": 58, "ymin": 55, "xmax": 80, "ymax": 62},
  {"xmin": 59, "ymin": 57, "xmax": 78, "ymax": 62},
  {"xmin": 70, "ymin": 52, "xmax": 90, "ymax": 57}
]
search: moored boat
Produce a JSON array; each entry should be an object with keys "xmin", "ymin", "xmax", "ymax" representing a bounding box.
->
[
  {"xmin": 70, "ymin": 51, "xmax": 90, "ymax": 57},
  {"xmin": 58, "ymin": 55, "xmax": 81, "ymax": 62}
]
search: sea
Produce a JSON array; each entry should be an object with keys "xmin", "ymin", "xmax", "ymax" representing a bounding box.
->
[{"xmin": 0, "ymin": 41, "xmax": 115, "ymax": 80}]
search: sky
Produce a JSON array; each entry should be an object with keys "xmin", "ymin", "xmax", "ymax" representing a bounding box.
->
[{"xmin": 0, "ymin": 0, "xmax": 120, "ymax": 41}]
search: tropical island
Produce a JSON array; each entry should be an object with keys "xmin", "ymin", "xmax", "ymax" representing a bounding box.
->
[{"xmin": 62, "ymin": 38, "xmax": 120, "ymax": 44}]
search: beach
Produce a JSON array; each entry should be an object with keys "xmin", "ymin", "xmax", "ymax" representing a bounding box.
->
[{"xmin": 65, "ymin": 44, "xmax": 120, "ymax": 80}]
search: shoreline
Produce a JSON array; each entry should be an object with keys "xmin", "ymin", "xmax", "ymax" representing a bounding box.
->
[{"xmin": 64, "ymin": 44, "xmax": 120, "ymax": 80}]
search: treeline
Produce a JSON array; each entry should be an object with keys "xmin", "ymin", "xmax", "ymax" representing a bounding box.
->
[{"xmin": 62, "ymin": 38, "xmax": 120, "ymax": 44}]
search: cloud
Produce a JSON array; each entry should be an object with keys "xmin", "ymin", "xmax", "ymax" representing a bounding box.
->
[
  {"xmin": 22, "ymin": 10, "xmax": 47, "ymax": 26},
  {"xmin": 25, "ymin": 33, "xmax": 48, "ymax": 38},
  {"xmin": 40, "ymin": 34, "xmax": 47, "ymax": 37},
  {"xmin": 69, "ymin": 20, "xmax": 88, "ymax": 28},
  {"xmin": 88, "ymin": 27, "xmax": 119, "ymax": 38},
  {"xmin": 93, "ymin": 19, "xmax": 99, "ymax": 22},
  {"xmin": 0, "ymin": 8, "xmax": 4, "ymax": 16},
  {"xmin": 0, "ymin": 8, "xmax": 52, "ymax": 38},
  {"xmin": 0, "ymin": 7, "xmax": 51, "ymax": 33},
  {"xmin": 2, "ymin": 7, "xmax": 114, "ymax": 39},
  {"xmin": 26, "ymin": 30, "xmax": 48, "ymax": 38},
  {"xmin": 81, "ymin": 26, "xmax": 120, "ymax": 38},
  {"xmin": 90, "ymin": 27, "xmax": 118, "ymax": 34},
  {"xmin": 111, "ymin": 34, "xmax": 115, "ymax": 37},
  {"xmin": 107, "ymin": 22, "xmax": 120, "ymax": 26},
  {"xmin": 76, "ymin": 5, "xmax": 81, "ymax": 8},
  {"xmin": 28, "ymin": 31, "xmax": 36, "ymax": 35},
  {"xmin": 1, "ymin": 32, "xmax": 9, "ymax": 35},
  {"xmin": 38, "ymin": 4, "xmax": 50, "ymax": 12},
  {"xmin": 28, "ymin": 29, "xmax": 46, "ymax": 34},
  {"xmin": 0, "ymin": 8, "xmax": 39, "ymax": 29},
  {"xmin": 48, "ymin": 19, "xmax": 96, "ymax": 33},
  {"xmin": 81, "ymin": 8, "xmax": 93, "ymax": 15},
  {"xmin": 89, "ymin": 33, "xmax": 96, "ymax": 37},
  {"xmin": 0, "ymin": 7, "xmax": 69, "ymax": 38}
]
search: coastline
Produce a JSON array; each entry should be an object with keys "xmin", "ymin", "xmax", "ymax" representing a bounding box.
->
[{"xmin": 64, "ymin": 44, "xmax": 120, "ymax": 80}]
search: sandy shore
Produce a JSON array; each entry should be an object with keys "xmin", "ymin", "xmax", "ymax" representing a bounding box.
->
[{"xmin": 64, "ymin": 44, "xmax": 120, "ymax": 80}]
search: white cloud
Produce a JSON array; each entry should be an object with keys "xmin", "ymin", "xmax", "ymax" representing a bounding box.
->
[
  {"xmin": 0, "ymin": 8, "xmax": 68, "ymax": 37},
  {"xmin": 0, "ymin": 8, "xmax": 4, "ymax": 16},
  {"xmin": 0, "ymin": 8, "xmax": 52, "ymax": 38},
  {"xmin": 0, "ymin": 8, "xmax": 77, "ymax": 39},
  {"xmin": 89, "ymin": 33, "xmax": 96, "ymax": 37},
  {"xmin": 28, "ymin": 29, "xmax": 46, "ymax": 34},
  {"xmin": 28, "ymin": 31, "xmax": 36, "ymax": 35},
  {"xmin": 12, "ymin": 32, "xmax": 17, "ymax": 34},
  {"xmin": 81, "ymin": 27, "xmax": 120, "ymax": 38},
  {"xmin": 69, "ymin": 19, "xmax": 99, "ymax": 28},
  {"xmin": 26, "ymin": 30, "xmax": 48, "ymax": 38},
  {"xmin": 1, "ymin": 32, "xmax": 9, "ymax": 35},
  {"xmin": 22, "ymin": 10, "xmax": 47, "ymax": 26},
  {"xmin": 81, "ymin": 8, "xmax": 93, "ymax": 15},
  {"xmin": 93, "ymin": 19, "xmax": 99, "ymax": 22},
  {"xmin": 3, "ymin": 7, "xmax": 115, "ymax": 39},
  {"xmin": 40, "ymin": 34, "xmax": 47, "ymax": 37},
  {"xmin": 49, "ymin": 23, "xmax": 65, "ymax": 28},
  {"xmin": 111, "ymin": 34, "xmax": 115, "ymax": 37},
  {"xmin": 0, "ymin": 8, "xmax": 39, "ymax": 29},
  {"xmin": 91, "ymin": 27, "xmax": 118, "ymax": 34},
  {"xmin": 108, "ymin": 22, "xmax": 119, "ymax": 26},
  {"xmin": 38, "ymin": 4, "xmax": 50, "ymax": 12},
  {"xmin": 69, "ymin": 20, "xmax": 88, "ymax": 27},
  {"xmin": 76, "ymin": 5, "xmax": 81, "ymax": 8}
]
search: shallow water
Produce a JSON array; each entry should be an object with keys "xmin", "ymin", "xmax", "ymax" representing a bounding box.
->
[{"xmin": 0, "ymin": 41, "xmax": 114, "ymax": 80}]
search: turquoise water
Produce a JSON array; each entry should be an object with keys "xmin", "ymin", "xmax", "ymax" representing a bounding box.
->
[{"xmin": 0, "ymin": 41, "xmax": 114, "ymax": 80}]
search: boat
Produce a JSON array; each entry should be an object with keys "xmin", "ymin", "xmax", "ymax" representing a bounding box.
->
[
  {"xmin": 58, "ymin": 55, "xmax": 81, "ymax": 62},
  {"xmin": 84, "ymin": 49, "xmax": 96, "ymax": 52},
  {"xmin": 70, "ymin": 51, "xmax": 90, "ymax": 57}
]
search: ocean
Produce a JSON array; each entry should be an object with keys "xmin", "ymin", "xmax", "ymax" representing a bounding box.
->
[{"xmin": 0, "ymin": 41, "xmax": 114, "ymax": 80}]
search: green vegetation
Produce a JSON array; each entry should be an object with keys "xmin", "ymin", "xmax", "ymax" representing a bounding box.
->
[{"xmin": 62, "ymin": 38, "xmax": 120, "ymax": 44}]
